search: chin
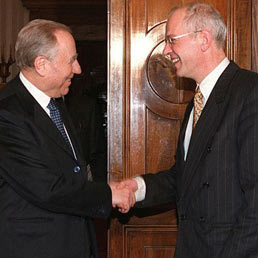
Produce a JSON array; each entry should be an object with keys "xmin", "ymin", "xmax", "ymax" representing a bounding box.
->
[
  {"xmin": 176, "ymin": 67, "xmax": 186, "ymax": 78},
  {"xmin": 62, "ymin": 88, "xmax": 70, "ymax": 96},
  {"xmin": 176, "ymin": 70, "xmax": 183, "ymax": 77}
]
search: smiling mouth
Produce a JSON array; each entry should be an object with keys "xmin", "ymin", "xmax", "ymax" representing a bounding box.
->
[
  {"xmin": 164, "ymin": 55, "xmax": 180, "ymax": 65},
  {"xmin": 172, "ymin": 57, "xmax": 180, "ymax": 64}
]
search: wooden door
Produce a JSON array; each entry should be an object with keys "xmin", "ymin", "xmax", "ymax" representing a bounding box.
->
[{"xmin": 107, "ymin": 0, "xmax": 252, "ymax": 257}]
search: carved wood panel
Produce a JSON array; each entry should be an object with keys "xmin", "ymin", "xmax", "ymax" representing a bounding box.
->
[{"xmin": 126, "ymin": 228, "xmax": 177, "ymax": 258}]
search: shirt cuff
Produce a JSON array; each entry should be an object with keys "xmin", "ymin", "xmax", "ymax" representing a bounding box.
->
[{"xmin": 133, "ymin": 176, "xmax": 146, "ymax": 202}]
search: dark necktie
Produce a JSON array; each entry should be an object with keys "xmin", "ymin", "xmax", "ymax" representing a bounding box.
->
[{"xmin": 47, "ymin": 98, "xmax": 71, "ymax": 148}]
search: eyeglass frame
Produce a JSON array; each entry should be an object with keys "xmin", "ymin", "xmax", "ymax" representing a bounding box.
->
[{"xmin": 165, "ymin": 30, "xmax": 202, "ymax": 45}]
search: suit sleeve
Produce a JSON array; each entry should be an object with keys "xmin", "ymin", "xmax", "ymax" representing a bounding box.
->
[
  {"xmin": 220, "ymin": 73, "xmax": 258, "ymax": 257},
  {"xmin": 0, "ymin": 107, "xmax": 112, "ymax": 219},
  {"xmin": 136, "ymin": 165, "xmax": 177, "ymax": 208}
]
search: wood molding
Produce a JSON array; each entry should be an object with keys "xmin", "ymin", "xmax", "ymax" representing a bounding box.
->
[
  {"xmin": 21, "ymin": 0, "xmax": 106, "ymax": 9},
  {"xmin": 0, "ymin": 83, "xmax": 6, "ymax": 90},
  {"xmin": 252, "ymin": 0, "xmax": 258, "ymax": 72},
  {"xmin": 20, "ymin": 0, "xmax": 107, "ymax": 37},
  {"xmin": 230, "ymin": 0, "xmax": 252, "ymax": 70}
]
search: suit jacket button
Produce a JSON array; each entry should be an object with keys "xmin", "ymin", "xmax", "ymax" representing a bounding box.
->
[
  {"xmin": 199, "ymin": 216, "xmax": 205, "ymax": 223},
  {"xmin": 180, "ymin": 214, "xmax": 187, "ymax": 221},
  {"xmin": 202, "ymin": 182, "xmax": 210, "ymax": 188},
  {"xmin": 74, "ymin": 166, "xmax": 80, "ymax": 173},
  {"xmin": 207, "ymin": 146, "xmax": 212, "ymax": 153}
]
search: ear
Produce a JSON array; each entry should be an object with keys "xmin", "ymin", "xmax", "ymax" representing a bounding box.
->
[
  {"xmin": 34, "ymin": 55, "xmax": 49, "ymax": 76},
  {"xmin": 199, "ymin": 29, "xmax": 212, "ymax": 52}
]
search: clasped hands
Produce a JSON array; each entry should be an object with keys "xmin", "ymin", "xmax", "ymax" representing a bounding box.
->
[{"xmin": 109, "ymin": 179, "xmax": 138, "ymax": 213}]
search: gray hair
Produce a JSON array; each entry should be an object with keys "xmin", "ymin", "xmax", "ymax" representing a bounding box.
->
[
  {"xmin": 15, "ymin": 19, "xmax": 71, "ymax": 69},
  {"xmin": 169, "ymin": 2, "xmax": 227, "ymax": 48}
]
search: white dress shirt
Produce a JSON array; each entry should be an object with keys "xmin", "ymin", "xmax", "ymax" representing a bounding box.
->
[
  {"xmin": 134, "ymin": 58, "xmax": 230, "ymax": 202},
  {"xmin": 20, "ymin": 72, "xmax": 51, "ymax": 115},
  {"xmin": 183, "ymin": 57, "xmax": 230, "ymax": 160}
]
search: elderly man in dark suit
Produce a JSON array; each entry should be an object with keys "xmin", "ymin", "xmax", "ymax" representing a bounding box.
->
[
  {"xmin": 0, "ymin": 19, "xmax": 134, "ymax": 258},
  {"xmin": 117, "ymin": 2, "xmax": 258, "ymax": 258}
]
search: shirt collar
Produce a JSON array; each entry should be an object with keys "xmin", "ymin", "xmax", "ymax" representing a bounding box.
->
[
  {"xmin": 19, "ymin": 72, "xmax": 50, "ymax": 111},
  {"xmin": 197, "ymin": 57, "xmax": 230, "ymax": 104}
]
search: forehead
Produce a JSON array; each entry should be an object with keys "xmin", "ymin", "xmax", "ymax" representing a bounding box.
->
[
  {"xmin": 166, "ymin": 8, "xmax": 186, "ymax": 35},
  {"xmin": 55, "ymin": 30, "xmax": 76, "ymax": 51},
  {"xmin": 54, "ymin": 30, "xmax": 77, "ymax": 60}
]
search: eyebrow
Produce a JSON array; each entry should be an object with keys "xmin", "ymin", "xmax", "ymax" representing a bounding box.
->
[
  {"xmin": 165, "ymin": 34, "xmax": 175, "ymax": 41},
  {"xmin": 165, "ymin": 35, "xmax": 176, "ymax": 42},
  {"xmin": 70, "ymin": 53, "xmax": 78, "ymax": 63},
  {"xmin": 166, "ymin": 33, "xmax": 176, "ymax": 38}
]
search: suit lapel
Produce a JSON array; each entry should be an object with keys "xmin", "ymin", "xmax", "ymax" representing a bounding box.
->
[
  {"xmin": 14, "ymin": 77, "xmax": 76, "ymax": 159},
  {"xmin": 57, "ymin": 99, "xmax": 85, "ymax": 162},
  {"xmin": 178, "ymin": 99, "xmax": 194, "ymax": 162},
  {"xmin": 34, "ymin": 103, "xmax": 75, "ymax": 158},
  {"xmin": 180, "ymin": 61, "xmax": 239, "ymax": 198}
]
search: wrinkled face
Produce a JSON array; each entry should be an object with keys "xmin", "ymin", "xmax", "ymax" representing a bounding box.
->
[
  {"xmin": 45, "ymin": 30, "xmax": 81, "ymax": 98},
  {"xmin": 163, "ymin": 9, "xmax": 201, "ymax": 80}
]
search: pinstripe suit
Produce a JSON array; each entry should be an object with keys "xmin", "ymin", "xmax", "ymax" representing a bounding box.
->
[{"xmin": 139, "ymin": 61, "xmax": 258, "ymax": 258}]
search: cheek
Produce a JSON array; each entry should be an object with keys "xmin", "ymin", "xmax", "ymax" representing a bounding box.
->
[
  {"xmin": 58, "ymin": 71, "xmax": 70, "ymax": 83},
  {"xmin": 64, "ymin": 66, "xmax": 74, "ymax": 77}
]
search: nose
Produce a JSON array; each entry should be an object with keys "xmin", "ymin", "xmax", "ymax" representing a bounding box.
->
[
  {"xmin": 73, "ymin": 60, "xmax": 82, "ymax": 74},
  {"xmin": 163, "ymin": 42, "xmax": 173, "ymax": 56}
]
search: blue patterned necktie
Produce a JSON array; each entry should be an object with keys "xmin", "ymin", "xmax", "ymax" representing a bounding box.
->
[{"xmin": 47, "ymin": 98, "xmax": 71, "ymax": 148}]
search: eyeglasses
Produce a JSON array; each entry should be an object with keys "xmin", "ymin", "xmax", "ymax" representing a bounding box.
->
[{"xmin": 165, "ymin": 30, "xmax": 202, "ymax": 45}]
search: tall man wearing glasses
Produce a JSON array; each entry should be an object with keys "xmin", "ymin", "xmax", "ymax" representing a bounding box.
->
[{"xmin": 117, "ymin": 2, "xmax": 258, "ymax": 258}]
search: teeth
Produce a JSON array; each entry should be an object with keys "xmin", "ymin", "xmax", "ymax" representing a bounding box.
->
[
  {"xmin": 172, "ymin": 58, "xmax": 180, "ymax": 64},
  {"xmin": 164, "ymin": 55, "xmax": 180, "ymax": 64}
]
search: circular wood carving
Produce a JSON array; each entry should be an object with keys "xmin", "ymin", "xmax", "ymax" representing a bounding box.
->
[{"xmin": 147, "ymin": 41, "xmax": 179, "ymax": 103}]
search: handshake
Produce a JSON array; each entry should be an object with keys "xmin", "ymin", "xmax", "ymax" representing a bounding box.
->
[{"xmin": 109, "ymin": 179, "xmax": 138, "ymax": 213}]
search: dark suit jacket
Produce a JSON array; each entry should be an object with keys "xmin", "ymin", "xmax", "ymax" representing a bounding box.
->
[
  {"xmin": 138, "ymin": 62, "xmax": 258, "ymax": 258},
  {"xmin": 67, "ymin": 94, "xmax": 107, "ymax": 183},
  {"xmin": 0, "ymin": 75, "xmax": 112, "ymax": 258}
]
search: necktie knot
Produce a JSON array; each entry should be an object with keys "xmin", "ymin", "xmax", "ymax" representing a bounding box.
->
[
  {"xmin": 47, "ymin": 98, "xmax": 58, "ymax": 111},
  {"xmin": 193, "ymin": 87, "xmax": 204, "ymax": 128}
]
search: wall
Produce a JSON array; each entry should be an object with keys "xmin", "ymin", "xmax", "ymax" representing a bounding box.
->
[{"xmin": 0, "ymin": 0, "xmax": 29, "ymax": 82}]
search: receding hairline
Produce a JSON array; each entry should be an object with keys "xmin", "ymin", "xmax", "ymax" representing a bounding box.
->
[
  {"xmin": 21, "ymin": 19, "xmax": 71, "ymax": 33},
  {"xmin": 166, "ymin": 2, "xmax": 227, "ymax": 48}
]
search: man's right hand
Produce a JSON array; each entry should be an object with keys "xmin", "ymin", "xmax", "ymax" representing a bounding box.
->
[{"xmin": 109, "ymin": 181, "xmax": 137, "ymax": 213}]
